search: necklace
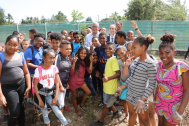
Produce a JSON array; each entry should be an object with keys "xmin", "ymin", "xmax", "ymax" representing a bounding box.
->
[{"xmin": 163, "ymin": 60, "xmax": 175, "ymax": 70}]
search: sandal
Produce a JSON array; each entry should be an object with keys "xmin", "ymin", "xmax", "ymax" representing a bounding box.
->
[
  {"xmin": 80, "ymin": 104, "xmax": 87, "ymax": 112},
  {"xmin": 75, "ymin": 110, "xmax": 84, "ymax": 118}
]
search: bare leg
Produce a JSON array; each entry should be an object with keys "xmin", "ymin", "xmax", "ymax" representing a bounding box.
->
[
  {"xmin": 127, "ymin": 101, "xmax": 137, "ymax": 126},
  {"xmin": 3, "ymin": 105, "xmax": 8, "ymax": 114},
  {"xmin": 80, "ymin": 84, "xmax": 91, "ymax": 108},
  {"xmin": 149, "ymin": 101, "xmax": 156, "ymax": 126}
]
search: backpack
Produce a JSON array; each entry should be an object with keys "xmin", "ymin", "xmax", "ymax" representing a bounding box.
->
[{"xmin": 29, "ymin": 46, "xmax": 34, "ymax": 55}]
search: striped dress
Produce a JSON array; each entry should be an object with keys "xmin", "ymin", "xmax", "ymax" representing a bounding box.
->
[{"xmin": 124, "ymin": 57, "xmax": 157, "ymax": 110}]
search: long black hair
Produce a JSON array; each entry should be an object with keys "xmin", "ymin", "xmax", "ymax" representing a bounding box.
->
[{"xmin": 74, "ymin": 46, "xmax": 90, "ymax": 73}]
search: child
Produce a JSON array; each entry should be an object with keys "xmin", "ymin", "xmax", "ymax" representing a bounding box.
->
[
  {"xmin": 61, "ymin": 29, "xmax": 69, "ymax": 39},
  {"xmin": 116, "ymin": 46, "xmax": 130, "ymax": 122},
  {"xmin": 46, "ymin": 34, "xmax": 52, "ymax": 45},
  {"xmin": 29, "ymin": 28, "xmax": 38, "ymax": 45},
  {"xmin": 154, "ymin": 34, "xmax": 189, "ymax": 126},
  {"xmin": 116, "ymin": 21, "xmax": 123, "ymax": 32},
  {"xmin": 0, "ymin": 42, "xmax": 5, "ymax": 52},
  {"xmin": 0, "ymin": 35, "xmax": 31, "ymax": 126},
  {"xmin": 12, "ymin": 31, "xmax": 22, "ymax": 52},
  {"xmin": 71, "ymin": 31, "xmax": 81, "ymax": 57},
  {"xmin": 55, "ymin": 40, "xmax": 72, "ymax": 116},
  {"xmin": 33, "ymin": 49, "xmax": 68, "ymax": 126},
  {"xmin": 96, "ymin": 32, "xmax": 108, "ymax": 107},
  {"xmin": 50, "ymin": 32, "xmax": 62, "ymax": 56},
  {"xmin": 69, "ymin": 30, "xmax": 75, "ymax": 42},
  {"xmin": 84, "ymin": 51, "xmax": 99, "ymax": 102},
  {"xmin": 90, "ymin": 36, "xmax": 100, "ymax": 52},
  {"xmin": 115, "ymin": 35, "xmax": 157, "ymax": 126},
  {"xmin": 19, "ymin": 38, "xmax": 30, "ymax": 55},
  {"xmin": 99, "ymin": 27, "xmax": 107, "ymax": 33},
  {"xmin": 89, "ymin": 42, "xmax": 121, "ymax": 126},
  {"xmin": 68, "ymin": 46, "xmax": 93, "ymax": 117}
]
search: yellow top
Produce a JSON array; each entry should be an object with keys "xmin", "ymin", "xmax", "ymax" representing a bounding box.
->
[{"xmin": 103, "ymin": 56, "xmax": 120, "ymax": 94}]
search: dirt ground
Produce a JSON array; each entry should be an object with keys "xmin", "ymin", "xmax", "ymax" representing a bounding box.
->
[{"xmin": 0, "ymin": 55, "xmax": 189, "ymax": 126}]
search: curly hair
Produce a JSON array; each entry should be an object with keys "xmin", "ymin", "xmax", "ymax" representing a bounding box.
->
[
  {"xmin": 74, "ymin": 46, "xmax": 90, "ymax": 73},
  {"xmin": 134, "ymin": 35, "xmax": 155, "ymax": 49},
  {"xmin": 159, "ymin": 33, "xmax": 176, "ymax": 51}
]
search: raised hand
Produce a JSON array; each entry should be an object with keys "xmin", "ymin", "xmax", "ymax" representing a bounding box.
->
[
  {"xmin": 125, "ymin": 54, "xmax": 134, "ymax": 67},
  {"xmin": 102, "ymin": 74, "xmax": 108, "ymax": 82},
  {"xmin": 90, "ymin": 53, "xmax": 94, "ymax": 62},
  {"xmin": 131, "ymin": 20, "xmax": 138, "ymax": 29},
  {"xmin": 73, "ymin": 54, "xmax": 78, "ymax": 63},
  {"xmin": 89, "ymin": 42, "xmax": 94, "ymax": 51}
]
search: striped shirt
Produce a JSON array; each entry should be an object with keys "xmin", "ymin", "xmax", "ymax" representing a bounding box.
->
[{"xmin": 124, "ymin": 57, "xmax": 157, "ymax": 109}]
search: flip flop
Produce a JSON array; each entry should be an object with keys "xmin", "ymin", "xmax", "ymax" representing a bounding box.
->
[{"xmin": 75, "ymin": 110, "xmax": 84, "ymax": 118}]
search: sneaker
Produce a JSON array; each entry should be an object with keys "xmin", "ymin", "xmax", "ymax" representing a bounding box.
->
[
  {"xmin": 107, "ymin": 110, "xmax": 113, "ymax": 115},
  {"xmin": 64, "ymin": 106, "xmax": 71, "ymax": 111},
  {"xmin": 89, "ymin": 120, "xmax": 105, "ymax": 126},
  {"xmin": 111, "ymin": 110, "xmax": 122, "ymax": 120},
  {"xmin": 66, "ymin": 118, "xmax": 72, "ymax": 123},
  {"xmin": 97, "ymin": 102, "xmax": 103, "ymax": 108},
  {"xmin": 3, "ymin": 114, "xmax": 9, "ymax": 123}
]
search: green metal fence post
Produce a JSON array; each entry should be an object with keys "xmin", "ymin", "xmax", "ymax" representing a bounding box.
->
[
  {"xmin": 16, "ymin": 24, "xmax": 19, "ymax": 32},
  {"xmin": 44, "ymin": 23, "xmax": 47, "ymax": 38},
  {"xmin": 150, "ymin": 21, "xmax": 154, "ymax": 49}
]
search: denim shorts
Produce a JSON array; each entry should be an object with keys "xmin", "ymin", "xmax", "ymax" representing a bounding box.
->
[{"xmin": 103, "ymin": 92, "xmax": 114, "ymax": 104}]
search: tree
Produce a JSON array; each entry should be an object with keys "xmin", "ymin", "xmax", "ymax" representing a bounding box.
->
[
  {"xmin": 6, "ymin": 13, "xmax": 13, "ymax": 24},
  {"xmin": 86, "ymin": 17, "xmax": 92, "ymax": 21},
  {"xmin": 40, "ymin": 16, "xmax": 47, "ymax": 23},
  {"xmin": 110, "ymin": 11, "xmax": 119, "ymax": 21},
  {"xmin": 71, "ymin": 10, "xmax": 84, "ymax": 22},
  {"xmin": 50, "ymin": 11, "xmax": 68, "ymax": 23},
  {"xmin": 0, "ymin": 7, "xmax": 6, "ymax": 25},
  {"xmin": 124, "ymin": 0, "xmax": 156, "ymax": 20}
]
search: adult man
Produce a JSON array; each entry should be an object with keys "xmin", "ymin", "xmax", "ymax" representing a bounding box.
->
[
  {"xmin": 107, "ymin": 24, "xmax": 117, "ymax": 44},
  {"xmin": 84, "ymin": 22, "xmax": 99, "ymax": 47}
]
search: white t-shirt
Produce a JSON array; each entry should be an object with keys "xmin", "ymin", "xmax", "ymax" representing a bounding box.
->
[{"xmin": 33, "ymin": 65, "xmax": 59, "ymax": 88}]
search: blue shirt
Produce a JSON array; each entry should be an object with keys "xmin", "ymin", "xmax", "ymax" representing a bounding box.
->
[
  {"xmin": 84, "ymin": 32, "xmax": 99, "ymax": 47},
  {"xmin": 24, "ymin": 45, "xmax": 43, "ymax": 75},
  {"xmin": 71, "ymin": 42, "xmax": 81, "ymax": 57},
  {"xmin": 97, "ymin": 46, "xmax": 107, "ymax": 73}
]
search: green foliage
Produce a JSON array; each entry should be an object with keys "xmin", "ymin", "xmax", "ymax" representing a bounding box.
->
[
  {"xmin": 21, "ymin": 17, "xmax": 40, "ymax": 24},
  {"xmin": 0, "ymin": 7, "xmax": 6, "ymax": 25},
  {"xmin": 71, "ymin": 10, "xmax": 84, "ymax": 22},
  {"xmin": 125, "ymin": 0, "xmax": 155, "ymax": 20},
  {"xmin": 86, "ymin": 17, "xmax": 92, "ymax": 21},
  {"xmin": 85, "ymin": 96, "xmax": 98, "ymax": 121},
  {"xmin": 101, "ymin": 12, "xmax": 127, "ymax": 21}
]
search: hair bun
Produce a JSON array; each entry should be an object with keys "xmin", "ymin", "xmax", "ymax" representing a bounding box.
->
[
  {"xmin": 160, "ymin": 33, "xmax": 176, "ymax": 43},
  {"xmin": 146, "ymin": 35, "xmax": 155, "ymax": 44}
]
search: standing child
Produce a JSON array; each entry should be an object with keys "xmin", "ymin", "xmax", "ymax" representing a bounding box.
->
[
  {"xmin": 0, "ymin": 35, "xmax": 31, "ymax": 126},
  {"xmin": 71, "ymin": 31, "xmax": 81, "ymax": 57},
  {"xmin": 154, "ymin": 34, "xmax": 189, "ymax": 126},
  {"xmin": 55, "ymin": 40, "xmax": 72, "ymax": 119},
  {"xmin": 29, "ymin": 28, "xmax": 38, "ymax": 46},
  {"xmin": 89, "ymin": 36, "xmax": 101, "ymax": 52},
  {"xmin": 115, "ymin": 35, "xmax": 157, "ymax": 126},
  {"xmin": 68, "ymin": 46, "xmax": 93, "ymax": 117},
  {"xmin": 33, "ymin": 49, "xmax": 68, "ymax": 126},
  {"xmin": 0, "ymin": 42, "xmax": 5, "ymax": 52},
  {"xmin": 116, "ymin": 46, "xmax": 130, "ymax": 122},
  {"xmin": 50, "ymin": 32, "xmax": 62, "ymax": 56},
  {"xmin": 69, "ymin": 30, "xmax": 75, "ymax": 43},
  {"xmin": 89, "ymin": 42, "xmax": 121, "ymax": 126},
  {"xmin": 18, "ymin": 38, "xmax": 30, "ymax": 55}
]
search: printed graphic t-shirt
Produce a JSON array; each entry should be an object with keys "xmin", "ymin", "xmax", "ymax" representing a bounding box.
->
[{"xmin": 33, "ymin": 65, "xmax": 59, "ymax": 88}]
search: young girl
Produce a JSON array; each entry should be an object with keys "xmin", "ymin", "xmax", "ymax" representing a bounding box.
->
[
  {"xmin": 33, "ymin": 49, "xmax": 68, "ymax": 126},
  {"xmin": 18, "ymin": 38, "xmax": 30, "ymax": 55},
  {"xmin": 154, "ymin": 34, "xmax": 189, "ymax": 126},
  {"xmin": 0, "ymin": 35, "xmax": 31, "ymax": 126},
  {"xmin": 68, "ymin": 46, "xmax": 93, "ymax": 117},
  {"xmin": 116, "ymin": 46, "xmax": 130, "ymax": 122},
  {"xmin": 69, "ymin": 30, "xmax": 75, "ymax": 43},
  {"xmin": 115, "ymin": 35, "xmax": 157, "ymax": 126}
]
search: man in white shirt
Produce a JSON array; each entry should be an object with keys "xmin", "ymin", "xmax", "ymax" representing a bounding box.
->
[
  {"xmin": 84, "ymin": 22, "xmax": 99, "ymax": 47},
  {"xmin": 107, "ymin": 24, "xmax": 117, "ymax": 44}
]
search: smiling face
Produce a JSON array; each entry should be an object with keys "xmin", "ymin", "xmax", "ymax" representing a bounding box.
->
[
  {"xmin": 51, "ymin": 39, "xmax": 60, "ymax": 51},
  {"xmin": 159, "ymin": 46, "xmax": 176, "ymax": 65},
  {"xmin": 127, "ymin": 31, "xmax": 134, "ymax": 41},
  {"xmin": 43, "ymin": 52, "xmax": 55, "ymax": 66},
  {"xmin": 62, "ymin": 30, "xmax": 68, "ymax": 38},
  {"xmin": 92, "ymin": 38, "xmax": 100, "ymax": 48},
  {"xmin": 6, "ymin": 38, "xmax": 19, "ymax": 54},
  {"xmin": 105, "ymin": 44, "xmax": 115, "ymax": 58},
  {"xmin": 99, "ymin": 35, "xmax": 107, "ymax": 47},
  {"xmin": 117, "ymin": 48, "xmax": 127, "ymax": 62},
  {"xmin": 47, "ymin": 36, "xmax": 52, "ymax": 45},
  {"xmin": 60, "ymin": 44, "xmax": 72, "ymax": 57},
  {"xmin": 22, "ymin": 41, "xmax": 30, "ymax": 51},
  {"xmin": 74, "ymin": 34, "xmax": 80, "ymax": 43},
  {"xmin": 116, "ymin": 22, "xmax": 122, "ymax": 31},
  {"xmin": 115, "ymin": 34, "xmax": 125, "ymax": 45},
  {"xmin": 109, "ymin": 25, "xmax": 116, "ymax": 36},
  {"xmin": 92, "ymin": 23, "xmax": 99, "ymax": 34},
  {"xmin": 79, "ymin": 49, "xmax": 87, "ymax": 60},
  {"xmin": 34, "ymin": 37, "xmax": 43, "ymax": 49}
]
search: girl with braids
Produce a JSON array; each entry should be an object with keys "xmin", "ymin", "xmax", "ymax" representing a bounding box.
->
[
  {"xmin": 154, "ymin": 34, "xmax": 189, "ymax": 126},
  {"xmin": 68, "ymin": 46, "xmax": 93, "ymax": 117},
  {"xmin": 115, "ymin": 35, "xmax": 157, "ymax": 126}
]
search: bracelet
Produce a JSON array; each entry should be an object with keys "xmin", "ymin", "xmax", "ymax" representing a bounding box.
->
[
  {"xmin": 138, "ymin": 100, "xmax": 145, "ymax": 104},
  {"xmin": 175, "ymin": 111, "xmax": 183, "ymax": 120},
  {"xmin": 118, "ymin": 87, "xmax": 122, "ymax": 91},
  {"xmin": 135, "ymin": 28, "xmax": 138, "ymax": 31}
]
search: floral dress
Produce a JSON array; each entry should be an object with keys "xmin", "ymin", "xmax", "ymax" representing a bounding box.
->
[{"xmin": 155, "ymin": 61, "xmax": 189, "ymax": 124}]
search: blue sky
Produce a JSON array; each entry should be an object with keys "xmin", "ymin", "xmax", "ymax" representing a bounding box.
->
[{"xmin": 0, "ymin": 0, "xmax": 188, "ymax": 24}]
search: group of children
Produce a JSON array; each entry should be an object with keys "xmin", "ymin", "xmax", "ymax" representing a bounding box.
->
[{"xmin": 0, "ymin": 20, "xmax": 189, "ymax": 126}]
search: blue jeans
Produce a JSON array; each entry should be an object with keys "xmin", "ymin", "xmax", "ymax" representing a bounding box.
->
[
  {"xmin": 41, "ymin": 96, "xmax": 68, "ymax": 125},
  {"xmin": 84, "ymin": 77, "xmax": 96, "ymax": 98}
]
